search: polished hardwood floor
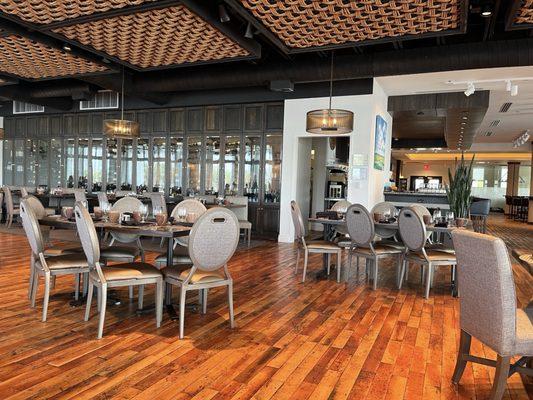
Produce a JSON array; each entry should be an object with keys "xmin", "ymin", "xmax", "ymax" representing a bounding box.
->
[{"xmin": 0, "ymin": 216, "xmax": 531, "ymax": 399}]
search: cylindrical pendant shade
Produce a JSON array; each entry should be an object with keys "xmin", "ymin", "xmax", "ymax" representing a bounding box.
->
[
  {"xmin": 306, "ymin": 109, "xmax": 354, "ymax": 134},
  {"xmin": 103, "ymin": 119, "xmax": 140, "ymax": 138}
]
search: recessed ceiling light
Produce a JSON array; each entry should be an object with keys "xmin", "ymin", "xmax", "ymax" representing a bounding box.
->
[
  {"xmin": 462, "ymin": 116, "xmax": 468, "ymax": 120},
  {"xmin": 481, "ymin": 5, "xmax": 492, "ymax": 17},
  {"xmin": 62, "ymin": 43, "xmax": 72, "ymax": 52}
]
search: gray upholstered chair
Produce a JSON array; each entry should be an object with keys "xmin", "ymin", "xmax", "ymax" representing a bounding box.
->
[
  {"xmin": 20, "ymin": 199, "xmax": 89, "ymax": 321},
  {"xmin": 162, "ymin": 207, "xmax": 239, "ymax": 338},
  {"xmin": 345, "ymin": 204, "xmax": 404, "ymax": 289},
  {"xmin": 96, "ymin": 192, "xmax": 110, "ymax": 209},
  {"xmin": 226, "ymin": 195, "xmax": 252, "ymax": 247},
  {"xmin": 4, "ymin": 186, "xmax": 20, "ymax": 228},
  {"xmin": 469, "ymin": 197, "xmax": 491, "ymax": 233},
  {"xmin": 398, "ymin": 207, "xmax": 457, "ymax": 298},
  {"xmin": 451, "ymin": 230, "xmax": 533, "ymax": 400},
  {"xmin": 371, "ymin": 201, "xmax": 398, "ymax": 240},
  {"xmin": 291, "ymin": 200, "xmax": 342, "ymax": 283},
  {"xmin": 74, "ymin": 202, "xmax": 163, "ymax": 339},
  {"xmin": 331, "ymin": 200, "xmax": 351, "ymax": 242}
]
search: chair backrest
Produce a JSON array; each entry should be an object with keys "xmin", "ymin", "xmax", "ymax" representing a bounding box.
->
[
  {"xmin": 115, "ymin": 190, "xmax": 133, "ymax": 197},
  {"xmin": 225, "ymin": 195, "xmax": 248, "ymax": 221},
  {"xmin": 150, "ymin": 192, "xmax": 167, "ymax": 215},
  {"xmin": 470, "ymin": 198, "xmax": 491, "ymax": 216},
  {"xmin": 195, "ymin": 194, "xmax": 216, "ymax": 204},
  {"xmin": 170, "ymin": 198, "xmax": 207, "ymax": 220},
  {"xmin": 371, "ymin": 201, "xmax": 398, "ymax": 239},
  {"xmin": 4, "ymin": 186, "xmax": 15, "ymax": 213},
  {"xmin": 96, "ymin": 192, "xmax": 109, "ymax": 209},
  {"xmin": 0, "ymin": 192, "xmax": 3, "ymax": 213},
  {"xmin": 409, "ymin": 204, "xmax": 431, "ymax": 219},
  {"xmin": 345, "ymin": 204, "xmax": 375, "ymax": 247},
  {"xmin": 451, "ymin": 230, "xmax": 517, "ymax": 355},
  {"xmin": 74, "ymin": 202, "xmax": 100, "ymax": 267},
  {"xmin": 23, "ymin": 195, "xmax": 47, "ymax": 219},
  {"xmin": 20, "ymin": 187, "xmax": 29, "ymax": 197},
  {"xmin": 110, "ymin": 197, "xmax": 144, "ymax": 243},
  {"xmin": 20, "ymin": 199, "xmax": 44, "ymax": 257},
  {"xmin": 398, "ymin": 207, "xmax": 427, "ymax": 251},
  {"xmin": 331, "ymin": 200, "xmax": 351, "ymax": 213},
  {"xmin": 188, "ymin": 207, "xmax": 240, "ymax": 272},
  {"xmin": 290, "ymin": 200, "xmax": 305, "ymax": 241},
  {"xmin": 73, "ymin": 189, "xmax": 87, "ymax": 203}
]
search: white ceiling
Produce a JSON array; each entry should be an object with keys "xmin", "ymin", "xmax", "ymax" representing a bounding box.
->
[{"xmin": 377, "ymin": 66, "xmax": 533, "ymax": 153}]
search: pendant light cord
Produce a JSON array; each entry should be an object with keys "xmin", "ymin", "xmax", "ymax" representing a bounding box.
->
[
  {"xmin": 329, "ymin": 51, "xmax": 333, "ymax": 110},
  {"xmin": 121, "ymin": 66, "xmax": 125, "ymax": 120}
]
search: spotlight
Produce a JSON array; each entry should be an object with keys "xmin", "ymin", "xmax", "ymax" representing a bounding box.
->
[
  {"xmin": 244, "ymin": 22, "xmax": 254, "ymax": 39},
  {"xmin": 218, "ymin": 4, "xmax": 230, "ymax": 23},
  {"xmin": 511, "ymin": 84, "xmax": 518, "ymax": 96},
  {"xmin": 506, "ymin": 80, "xmax": 512, "ymax": 91},
  {"xmin": 464, "ymin": 82, "xmax": 475, "ymax": 97},
  {"xmin": 62, "ymin": 43, "xmax": 72, "ymax": 52},
  {"xmin": 481, "ymin": 4, "xmax": 492, "ymax": 17}
]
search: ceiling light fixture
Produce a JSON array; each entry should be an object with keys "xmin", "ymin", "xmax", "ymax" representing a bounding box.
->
[
  {"xmin": 103, "ymin": 66, "xmax": 139, "ymax": 138},
  {"xmin": 306, "ymin": 52, "xmax": 354, "ymax": 135},
  {"xmin": 218, "ymin": 4, "xmax": 230, "ymax": 23},
  {"xmin": 506, "ymin": 80, "xmax": 512, "ymax": 91},
  {"xmin": 510, "ymin": 84, "xmax": 518, "ymax": 96},
  {"xmin": 62, "ymin": 43, "xmax": 72, "ymax": 52},
  {"xmin": 480, "ymin": 4, "xmax": 492, "ymax": 17},
  {"xmin": 244, "ymin": 22, "xmax": 254, "ymax": 39},
  {"xmin": 464, "ymin": 82, "xmax": 475, "ymax": 97},
  {"xmin": 512, "ymin": 130, "xmax": 530, "ymax": 148}
]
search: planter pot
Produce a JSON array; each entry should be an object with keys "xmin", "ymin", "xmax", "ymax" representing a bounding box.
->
[{"xmin": 455, "ymin": 217, "xmax": 469, "ymax": 228}]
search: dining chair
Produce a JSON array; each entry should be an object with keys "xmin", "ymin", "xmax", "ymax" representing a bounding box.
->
[
  {"xmin": 330, "ymin": 200, "xmax": 351, "ymax": 238},
  {"xmin": 20, "ymin": 187, "xmax": 35, "ymax": 197},
  {"xmin": 115, "ymin": 190, "xmax": 133, "ymax": 197},
  {"xmin": 96, "ymin": 192, "xmax": 109, "ymax": 209},
  {"xmin": 106, "ymin": 196, "xmax": 145, "ymax": 262},
  {"xmin": 4, "ymin": 186, "xmax": 20, "ymax": 228},
  {"xmin": 397, "ymin": 207, "xmax": 457, "ymax": 298},
  {"xmin": 73, "ymin": 189, "xmax": 87, "ymax": 204},
  {"xmin": 371, "ymin": 201, "xmax": 398, "ymax": 240},
  {"xmin": 291, "ymin": 200, "xmax": 342, "ymax": 283},
  {"xmin": 195, "ymin": 194, "xmax": 216, "ymax": 204},
  {"xmin": 450, "ymin": 229, "xmax": 532, "ymax": 400},
  {"xmin": 20, "ymin": 199, "xmax": 89, "ymax": 321},
  {"xmin": 162, "ymin": 207, "xmax": 239, "ymax": 338},
  {"xmin": 226, "ymin": 195, "xmax": 252, "ymax": 247},
  {"xmin": 0, "ymin": 192, "xmax": 3, "ymax": 222},
  {"xmin": 74, "ymin": 202, "xmax": 163, "ymax": 339},
  {"xmin": 345, "ymin": 204, "xmax": 404, "ymax": 289}
]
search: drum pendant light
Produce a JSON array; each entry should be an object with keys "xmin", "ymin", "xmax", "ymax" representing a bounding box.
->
[
  {"xmin": 306, "ymin": 52, "xmax": 354, "ymax": 134},
  {"xmin": 103, "ymin": 67, "xmax": 139, "ymax": 138}
]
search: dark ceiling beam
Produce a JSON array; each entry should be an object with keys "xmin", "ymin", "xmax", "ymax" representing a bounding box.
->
[
  {"xmin": 0, "ymin": 86, "xmax": 73, "ymax": 110},
  {"xmin": 180, "ymin": 0, "xmax": 261, "ymax": 58},
  {"xmin": 483, "ymin": 0, "xmax": 501, "ymax": 41},
  {"xmin": 392, "ymin": 138, "xmax": 447, "ymax": 149}
]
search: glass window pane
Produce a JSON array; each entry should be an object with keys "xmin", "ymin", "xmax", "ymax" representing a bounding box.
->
[
  {"xmin": 244, "ymin": 136, "xmax": 261, "ymax": 202},
  {"xmin": 205, "ymin": 136, "xmax": 220, "ymax": 195},
  {"xmin": 25, "ymin": 139, "xmax": 36, "ymax": 186},
  {"xmin": 169, "ymin": 137, "xmax": 183, "ymax": 196},
  {"xmin": 3, "ymin": 140, "xmax": 13, "ymax": 185},
  {"xmin": 36, "ymin": 140, "xmax": 49, "ymax": 187},
  {"xmin": 91, "ymin": 139, "xmax": 103, "ymax": 192},
  {"xmin": 106, "ymin": 138, "xmax": 118, "ymax": 191},
  {"xmin": 519, "ymin": 165, "xmax": 531, "ymax": 196},
  {"xmin": 152, "ymin": 137, "xmax": 166, "ymax": 193},
  {"xmin": 187, "ymin": 136, "xmax": 202, "ymax": 195},
  {"xmin": 77, "ymin": 138, "xmax": 89, "ymax": 189},
  {"xmin": 50, "ymin": 139, "xmax": 62, "ymax": 189},
  {"xmin": 264, "ymin": 135, "xmax": 282, "ymax": 203},
  {"xmin": 224, "ymin": 136, "xmax": 240, "ymax": 196},
  {"xmin": 120, "ymin": 139, "xmax": 133, "ymax": 190},
  {"xmin": 65, "ymin": 138, "xmax": 76, "ymax": 188},
  {"xmin": 136, "ymin": 138, "xmax": 149, "ymax": 193}
]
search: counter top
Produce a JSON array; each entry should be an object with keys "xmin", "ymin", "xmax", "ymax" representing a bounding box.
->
[{"xmin": 384, "ymin": 191, "xmax": 447, "ymax": 197}]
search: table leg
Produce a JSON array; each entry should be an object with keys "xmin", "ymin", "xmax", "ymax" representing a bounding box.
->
[{"xmin": 166, "ymin": 236, "xmax": 180, "ymax": 321}]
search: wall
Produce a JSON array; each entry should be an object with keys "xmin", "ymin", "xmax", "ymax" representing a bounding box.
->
[
  {"xmin": 401, "ymin": 161, "xmax": 455, "ymax": 187},
  {"xmin": 278, "ymin": 80, "xmax": 392, "ymax": 242},
  {"xmin": 0, "ymin": 116, "xmax": 3, "ymax": 186}
]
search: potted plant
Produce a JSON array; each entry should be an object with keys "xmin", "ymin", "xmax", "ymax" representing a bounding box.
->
[{"xmin": 445, "ymin": 153, "xmax": 475, "ymax": 227}]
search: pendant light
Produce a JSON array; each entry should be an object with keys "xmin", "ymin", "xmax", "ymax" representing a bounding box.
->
[
  {"xmin": 306, "ymin": 52, "xmax": 354, "ymax": 134},
  {"xmin": 103, "ymin": 66, "xmax": 139, "ymax": 138}
]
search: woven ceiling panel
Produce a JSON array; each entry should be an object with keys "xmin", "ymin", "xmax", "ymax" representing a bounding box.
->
[
  {"xmin": 0, "ymin": 0, "xmax": 155, "ymax": 24},
  {"xmin": 240, "ymin": 0, "xmax": 462, "ymax": 49},
  {"xmin": 513, "ymin": 0, "xmax": 533, "ymax": 25},
  {"xmin": 54, "ymin": 5, "xmax": 250, "ymax": 68},
  {"xmin": 0, "ymin": 35, "xmax": 108, "ymax": 79}
]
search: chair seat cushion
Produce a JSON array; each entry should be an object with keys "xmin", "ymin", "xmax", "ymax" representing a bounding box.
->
[
  {"xmin": 100, "ymin": 246, "xmax": 140, "ymax": 260},
  {"xmin": 94, "ymin": 262, "xmax": 162, "ymax": 282},
  {"xmin": 38, "ymin": 254, "xmax": 89, "ymax": 270},
  {"xmin": 407, "ymin": 249, "xmax": 457, "ymax": 262},
  {"xmin": 354, "ymin": 244, "xmax": 404, "ymax": 255},
  {"xmin": 238, "ymin": 220, "xmax": 252, "ymax": 229},
  {"xmin": 307, "ymin": 240, "xmax": 341, "ymax": 250},
  {"xmin": 515, "ymin": 307, "xmax": 533, "ymax": 356},
  {"xmin": 44, "ymin": 245, "xmax": 83, "ymax": 257},
  {"xmin": 161, "ymin": 265, "xmax": 193, "ymax": 279},
  {"xmin": 154, "ymin": 252, "xmax": 192, "ymax": 267},
  {"xmin": 44, "ymin": 208, "xmax": 56, "ymax": 216},
  {"xmin": 166, "ymin": 267, "xmax": 225, "ymax": 284}
]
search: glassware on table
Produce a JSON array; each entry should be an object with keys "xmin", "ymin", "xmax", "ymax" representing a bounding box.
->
[
  {"xmin": 177, "ymin": 207, "xmax": 187, "ymax": 222},
  {"xmin": 140, "ymin": 204, "xmax": 149, "ymax": 223},
  {"xmin": 446, "ymin": 211, "xmax": 454, "ymax": 225},
  {"xmin": 432, "ymin": 208, "xmax": 442, "ymax": 223}
]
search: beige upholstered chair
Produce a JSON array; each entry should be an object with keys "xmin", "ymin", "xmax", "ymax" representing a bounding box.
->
[
  {"xmin": 398, "ymin": 207, "xmax": 457, "ymax": 298},
  {"xmin": 346, "ymin": 204, "xmax": 404, "ymax": 289},
  {"xmin": 451, "ymin": 230, "xmax": 533, "ymax": 400},
  {"xmin": 331, "ymin": 200, "xmax": 351, "ymax": 240},
  {"xmin": 115, "ymin": 190, "xmax": 133, "ymax": 197},
  {"xmin": 4, "ymin": 186, "xmax": 20, "ymax": 228},
  {"xmin": 291, "ymin": 200, "xmax": 342, "ymax": 283},
  {"xmin": 20, "ymin": 187, "xmax": 34, "ymax": 197},
  {"xmin": 371, "ymin": 201, "xmax": 398, "ymax": 240},
  {"xmin": 105, "ymin": 197, "xmax": 145, "ymax": 262},
  {"xmin": 150, "ymin": 192, "xmax": 168, "ymax": 248},
  {"xmin": 74, "ymin": 202, "xmax": 163, "ymax": 339},
  {"xmin": 0, "ymin": 192, "xmax": 3, "ymax": 221},
  {"xmin": 96, "ymin": 192, "xmax": 109, "ymax": 209},
  {"xmin": 73, "ymin": 189, "xmax": 87, "ymax": 204},
  {"xmin": 20, "ymin": 200, "xmax": 89, "ymax": 322},
  {"xmin": 226, "ymin": 195, "xmax": 252, "ymax": 247},
  {"xmin": 162, "ymin": 207, "xmax": 239, "ymax": 338}
]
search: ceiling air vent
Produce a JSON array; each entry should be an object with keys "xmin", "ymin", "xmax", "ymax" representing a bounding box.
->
[
  {"xmin": 499, "ymin": 102, "xmax": 512, "ymax": 113},
  {"xmin": 80, "ymin": 90, "xmax": 119, "ymax": 110},
  {"xmin": 489, "ymin": 120, "xmax": 500, "ymax": 127},
  {"xmin": 483, "ymin": 131, "xmax": 494, "ymax": 137}
]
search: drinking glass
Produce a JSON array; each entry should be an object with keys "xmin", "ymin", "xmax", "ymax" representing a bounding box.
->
[
  {"xmin": 446, "ymin": 211, "xmax": 454, "ymax": 224},
  {"xmin": 140, "ymin": 204, "xmax": 149, "ymax": 223},
  {"xmin": 177, "ymin": 207, "xmax": 187, "ymax": 221}
]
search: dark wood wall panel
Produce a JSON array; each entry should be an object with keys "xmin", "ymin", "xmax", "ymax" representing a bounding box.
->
[{"xmin": 223, "ymin": 105, "xmax": 242, "ymax": 132}]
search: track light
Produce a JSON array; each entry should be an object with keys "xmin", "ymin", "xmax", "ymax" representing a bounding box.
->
[
  {"xmin": 506, "ymin": 80, "xmax": 512, "ymax": 91},
  {"xmin": 511, "ymin": 84, "xmax": 518, "ymax": 96},
  {"xmin": 512, "ymin": 130, "xmax": 530, "ymax": 148},
  {"xmin": 62, "ymin": 43, "xmax": 72, "ymax": 52},
  {"xmin": 480, "ymin": 4, "xmax": 492, "ymax": 17},
  {"xmin": 244, "ymin": 22, "xmax": 254, "ymax": 39},
  {"xmin": 464, "ymin": 82, "xmax": 475, "ymax": 97},
  {"xmin": 218, "ymin": 4, "xmax": 230, "ymax": 23}
]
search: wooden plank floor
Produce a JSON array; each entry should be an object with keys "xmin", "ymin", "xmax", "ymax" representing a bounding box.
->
[{"xmin": 0, "ymin": 217, "xmax": 531, "ymax": 399}]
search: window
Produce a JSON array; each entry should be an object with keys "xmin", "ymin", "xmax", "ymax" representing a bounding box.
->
[
  {"xmin": 205, "ymin": 136, "xmax": 220, "ymax": 195},
  {"xmin": 169, "ymin": 137, "xmax": 183, "ymax": 195},
  {"xmin": 264, "ymin": 135, "xmax": 282, "ymax": 203},
  {"xmin": 187, "ymin": 136, "xmax": 202, "ymax": 195},
  {"xmin": 244, "ymin": 136, "xmax": 261, "ymax": 202},
  {"xmin": 36, "ymin": 140, "xmax": 49, "ymax": 187},
  {"xmin": 79, "ymin": 90, "xmax": 119, "ymax": 110},
  {"xmin": 14, "ymin": 139, "xmax": 24, "ymax": 185},
  {"xmin": 13, "ymin": 101, "xmax": 44, "ymax": 114},
  {"xmin": 50, "ymin": 139, "xmax": 62, "ymax": 188},
  {"xmin": 65, "ymin": 138, "xmax": 76, "ymax": 188},
  {"xmin": 77, "ymin": 138, "xmax": 89, "ymax": 189},
  {"xmin": 152, "ymin": 137, "xmax": 166, "ymax": 192},
  {"xmin": 3, "ymin": 140, "xmax": 13, "ymax": 185},
  {"xmin": 105, "ymin": 138, "xmax": 118, "ymax": 190},
  {"xmin": 224, "ymin": 136, "xmax": 240, "ymax": 195},
  {"xmin": 120, "ymin": 139, "xmax": 133, "ymax": 190},
  {"xmin": 91, "ymin": 139, "xmax": 103, "ymax": 192},
  {"xmin": 136, "ymin": 138, "xmax": 149, "ymax": 192}
]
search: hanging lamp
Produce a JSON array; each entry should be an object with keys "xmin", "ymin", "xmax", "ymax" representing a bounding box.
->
[
  {"xmin": 103, "ymin": 66, "xmax": 139, "ymax": 138},
  {"xmin": 306, "ymin": 52, "xmax": 354, "ymax": 134}
]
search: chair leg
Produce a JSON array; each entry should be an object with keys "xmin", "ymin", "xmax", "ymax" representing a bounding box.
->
[
  {"xmin": 28, "ymin": 261, "xmax": 35, "ymax": 300},
  {"xmin": 74, "ymin": 274, "xmax": 80, "ymax": 301},
  {"xmin": 97, "ymin": 286, "xmax": 102, "ymax": 312},
  {"xmin": 295, "ymin": 248, "xmax": 300, "ymax": 275},
  {"xmin": 424, "ymin": 264, "xmax": 433, "ymax": 299},
  {"xmin": 155, "ymin": 280, "xmax": 163, "ymax": 328},
  {"xmin": 327, "ymin": 254, "xmax": 331, "ymax": 276},
  {"xmin": 31, "ymin": 271, "xmax": 39, "ymax": 308},
  {"xmin": 302, "ymin": 250, "xmax": 308, "ymax": 283},
  {"xmin": 356, "ymin": 256, "xmax": 360, "ymax": 277},
  {"xmin": 138, "ymin": 285, "xmax": 144, "ymax": 310},
  {"xmin": 228, "ymin": 281, "xmax": 235, "ymax": 328},
  {"xmin": 398, "ymin": 258, "xmax": 407, "ymax": 290},
  {"xmin": 97, "ymin": 284, "xmax": 107, "ymax": 339},
  {"xmin": 201, "ymin": 289, "xmax": 208, "ymax": 314},
  {"xmin": 42, "ymin": 273, "xmax": 51, "ymax": 322},
  {"xmin": 179, "ymin": 287, "xmax": 186, "ymax": 339},
  {"xmin": 373, "ymin": 257, "xmax": 379, "ymax": 290},
  {"xmin": 489, "ymin": 355, "xmax": 511, "ymax": 400},
  {"xmin": 82, "ymin": 272, "xmax": 89, "ymax": 297},
  {"xmin": 85, "ymin": 282, "xmax": 94, "ymax": 321},
  {"xmin": 129, "ymin": 286, "xmax": 134, "ymax": 299},
  {"xmin": 452, "ymin": 329, "xmax": 472, "ymax": 384},
  {"xmin": 247, "ymin": 228, "xmax": 251, "ymax": 248},
  {"xmin": 336, "ymin": 251, "xmax": 341, "ymax": 283},
  {"xmin": 165, "ymin": 282, "xmax": 172, "ymax": 306},
  {"xmin": 396, "ymin": 255, "xmax": 402, "ymax": 288}
]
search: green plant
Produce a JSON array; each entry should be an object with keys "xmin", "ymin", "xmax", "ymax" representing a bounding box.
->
[{"xmin": 445, "ymin": 153, "xmax": 475, "ymax": 219}]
